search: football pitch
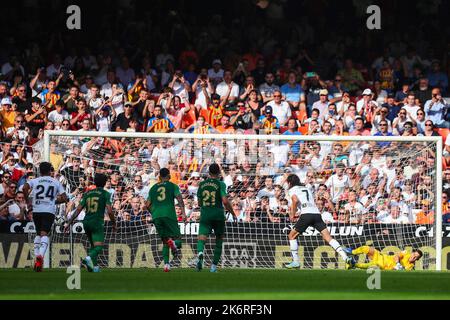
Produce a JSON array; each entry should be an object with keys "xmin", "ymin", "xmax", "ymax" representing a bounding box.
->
[{"xmin": 1, "ymin": 268, "xmax": 450, "ymax": 300}]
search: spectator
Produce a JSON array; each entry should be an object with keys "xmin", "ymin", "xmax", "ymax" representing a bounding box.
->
[
  {"xmin": 258, "ymin": 106, "xmax": 279, "ymax": 134},
  {"xmin": 424, "ymin": 88, "xmax": 449, "ymax": 128},
  {"xmin": 402, "ymin": 92, "xmax": 421, "ymax": 121},
  {"xmin": 259, "ymin": 72, "xmax": 280, "ymax": 103},
  {"xmin": 266, "ymin": 89, "xmax": 291, "ymax": 126}
]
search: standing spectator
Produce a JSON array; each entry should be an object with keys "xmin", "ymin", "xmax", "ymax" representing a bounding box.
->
[
  {"xmin": 383, "ymin": 93, "xmax": 401, "ymax": 122},
  {"xmin": 70, "ymin": 99, "xmax": 92, "ymax": 130},
  {"xmin": 146, "ymin": 105, "xmax": 174, "ymax": 133},
  {"xmin": 402, "ymin": 92, "xmax": 421, "ymax": 121},
  {"xmin": 47, "ymin": 100, "xmax": 70, "ymax": 129},
  {"xmin": 424, "ymin": 88, "xmax": 449, "ymax": 128},
  {"xmin": 38, "ymin": 79, "xmax": 60, "ymax": 111},
  {"xmin": 0, "ymin": 97, "xmax": 16, "ymax": 133},
  {"xmin": 11, "ymin": 84, "xmax": 30, "ymax": 113},
  {"xmin": 5, "ymin": 115, "xmax": 28, "ymax": 144}
]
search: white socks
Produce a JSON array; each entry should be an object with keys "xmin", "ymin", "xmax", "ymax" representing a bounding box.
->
[
  {"xmin": 34, "ymin": 236, "xmax": 41, "ymax": 257},
  {"xmin": 329, "ymin": 239, "xmax": 348, "ymax": 261},
  {"xmin": 39, "ymin": 236, "xmax": 49, "ymax": 257},
  {"xmin": 289, "ymin": 240, "xmax": 299, "ymax": 263}
]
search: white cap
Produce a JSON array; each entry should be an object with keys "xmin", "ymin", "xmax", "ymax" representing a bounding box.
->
[
  {"xmin": 1, "ymin": 97, "xmax": 12, "ymax": 105},
  {"xmin": 362, "ymin": 88, "xmax": 373, "ymax": 96},
  {"xmin": 191, "ymin": 172, "xmax": 200, "ymax": 178},
  {"xmin": 70, "ymin": 139, "xmax": 80, "ymax": 145},
  {"xmin": 212, "ymin": 59, "xmax": 222, "ymax": 65}
]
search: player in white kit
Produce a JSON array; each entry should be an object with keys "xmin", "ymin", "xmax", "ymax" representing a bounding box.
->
[
  {"xmin": 23, "ymin": 162, "xmax": 68, "ymax": 272},
  {"xmin": 284, "ymin": 174, "xmax": 355, "ymax": 269}
]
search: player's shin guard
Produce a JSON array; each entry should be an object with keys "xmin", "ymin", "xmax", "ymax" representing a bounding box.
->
[
  {"xmin": 329, "ymin": 239, "xmax": 348, "ymax": 261},
  {"xmin": 175, "ymin": 239, "xmax": 182, "ymax": 250},
  {"xmin": 289, "ymin": 240, "xmax": 299, "ymax": 263},
  {"xmin": 212, "ymin": 239, "xmax": 223, "ymax": 265},
  {"xmin": 197, "ymin": 239, "xmax": 205, "ymax": 256},
  {"xmin": 88, "ymin": 246, "xmax": 103, "ymax": 266},
  {"xmin": 33, "ymin": 236, "xmax": 41, "ymax": 257},
  {"xmin": 39, "ymin": 236, "xmax": 49, "ymax": 257},
  {"xmin": 162, "ymin": 244, "xmax": 170, "ymax": 264}
]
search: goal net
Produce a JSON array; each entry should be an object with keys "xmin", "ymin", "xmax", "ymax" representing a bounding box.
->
[{"xmin": 33, "ymin": 131, "xmax": 443, "ymax": 270}]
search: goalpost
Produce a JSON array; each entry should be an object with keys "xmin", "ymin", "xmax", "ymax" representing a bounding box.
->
[{"xmin": 35, "ymin": 130, "xmax": 443, "ymax": 270}]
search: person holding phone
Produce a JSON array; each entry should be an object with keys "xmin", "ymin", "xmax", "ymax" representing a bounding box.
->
[{"xmin": 424, "ymin": 87, "xmax": 449, "ymax": 128}]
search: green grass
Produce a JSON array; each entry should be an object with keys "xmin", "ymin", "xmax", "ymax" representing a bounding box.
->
[{"xmin": 1, "ymin": 268, "xmax": 449, "ymax": 300}]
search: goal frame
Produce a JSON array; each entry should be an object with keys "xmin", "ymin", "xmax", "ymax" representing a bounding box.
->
[{"xmin": 43, "ymin": 130, "xmax": 444, "ymax": 271}]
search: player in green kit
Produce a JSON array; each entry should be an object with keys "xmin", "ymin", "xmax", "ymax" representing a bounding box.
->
[
  {"xmin": 64, "ymin": 173, "xmax": 116, "ymax": 272},
  {"xmin": 196, "ymin": 163, "xmax": 236, "ymax": 272},
  {"xmin": 146, "ymin": 168, "xmax": 186, "ymax": 272}
]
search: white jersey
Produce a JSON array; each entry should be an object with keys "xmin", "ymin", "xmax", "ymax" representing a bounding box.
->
[
  {"xmin": 289, "ymin": 186, "xmax": 320, "ymax": 215},
  {"xmin": 27, "ymin": 176, "xmax": 65, "ymax": 214}
]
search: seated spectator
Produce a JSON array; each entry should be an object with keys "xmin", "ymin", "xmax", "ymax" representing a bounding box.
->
[
  {"xmin": 378, "ymin": 205, "xmax": 410, "ymax": 224},
  {"xmin": 230, "ymin": 102, "xmax": 257, "ymax": 132},
  {"xmin": 266, "ymin": 89, "xmax": 291, "ymax": 126},
  {"xmin": 258, "ymin": 106, "xmax": 279, "ymax": 134},
  {"xmin": 280, "ymin": 71, "xmax": 305, "ymax": 110}
]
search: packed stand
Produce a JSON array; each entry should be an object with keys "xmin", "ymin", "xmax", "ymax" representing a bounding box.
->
[{"xmin": 0, "ymin": 2, "xmax": 449, "ymax": 226}]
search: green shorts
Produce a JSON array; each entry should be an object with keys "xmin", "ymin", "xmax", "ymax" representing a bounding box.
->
[
  {"xmin": 153, "ymin": 217, "xmax": 181, "ymax": 239},
  {"xmin": 198, "ymin": 218, "xmax": 225, "ymax": 237},
  {"xmin": 83, "ymin": 219, "xmax": 105, "ymax": 243}
]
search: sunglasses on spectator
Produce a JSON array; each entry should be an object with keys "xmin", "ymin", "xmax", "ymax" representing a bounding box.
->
[
  {"xmin": 417, "ymin": 112, "xmax": 424, "ymax": 115},
  {"xmin": 273, "ymin": 95, "xmax": 281, "ymax": 97},
  {"xmin": 381, "ymin": 110, "xmax": 387, "ymax": 113},
  {"xmin": 379, "ymin": 124, "xmax": 387, "ymax": 126},
  {"xmin": 425, "ymin": 123, "xmax": 433, "ymax": 127},
  {"xmin": 399, "ymin": 112, "xmax": 406, "ymax": 115}
]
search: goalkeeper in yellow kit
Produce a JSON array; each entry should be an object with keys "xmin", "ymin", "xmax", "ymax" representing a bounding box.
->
[{"xmin": 345, "ymin": 246, "xmax": 423, "ymax": 270}]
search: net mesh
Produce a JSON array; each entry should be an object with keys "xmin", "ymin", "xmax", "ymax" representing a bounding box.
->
[{"xmin": 29, "ymin": 133, "xmax": 439, "ymax": 269}]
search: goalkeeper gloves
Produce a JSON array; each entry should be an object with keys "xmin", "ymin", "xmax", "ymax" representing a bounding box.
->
[{"xmin": 394, "ymin": 262, "xmax": 404, "ymax": 270}]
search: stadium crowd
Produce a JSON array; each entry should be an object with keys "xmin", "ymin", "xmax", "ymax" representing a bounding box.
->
[{"xmin": 0, "ymin": 0, "xmax": 449, "ymax": 227}]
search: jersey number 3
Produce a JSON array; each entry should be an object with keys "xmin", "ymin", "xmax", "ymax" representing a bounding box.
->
[{"xmin": 157, "ymin": 187, "xmax": 166, "ymax": 201}]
